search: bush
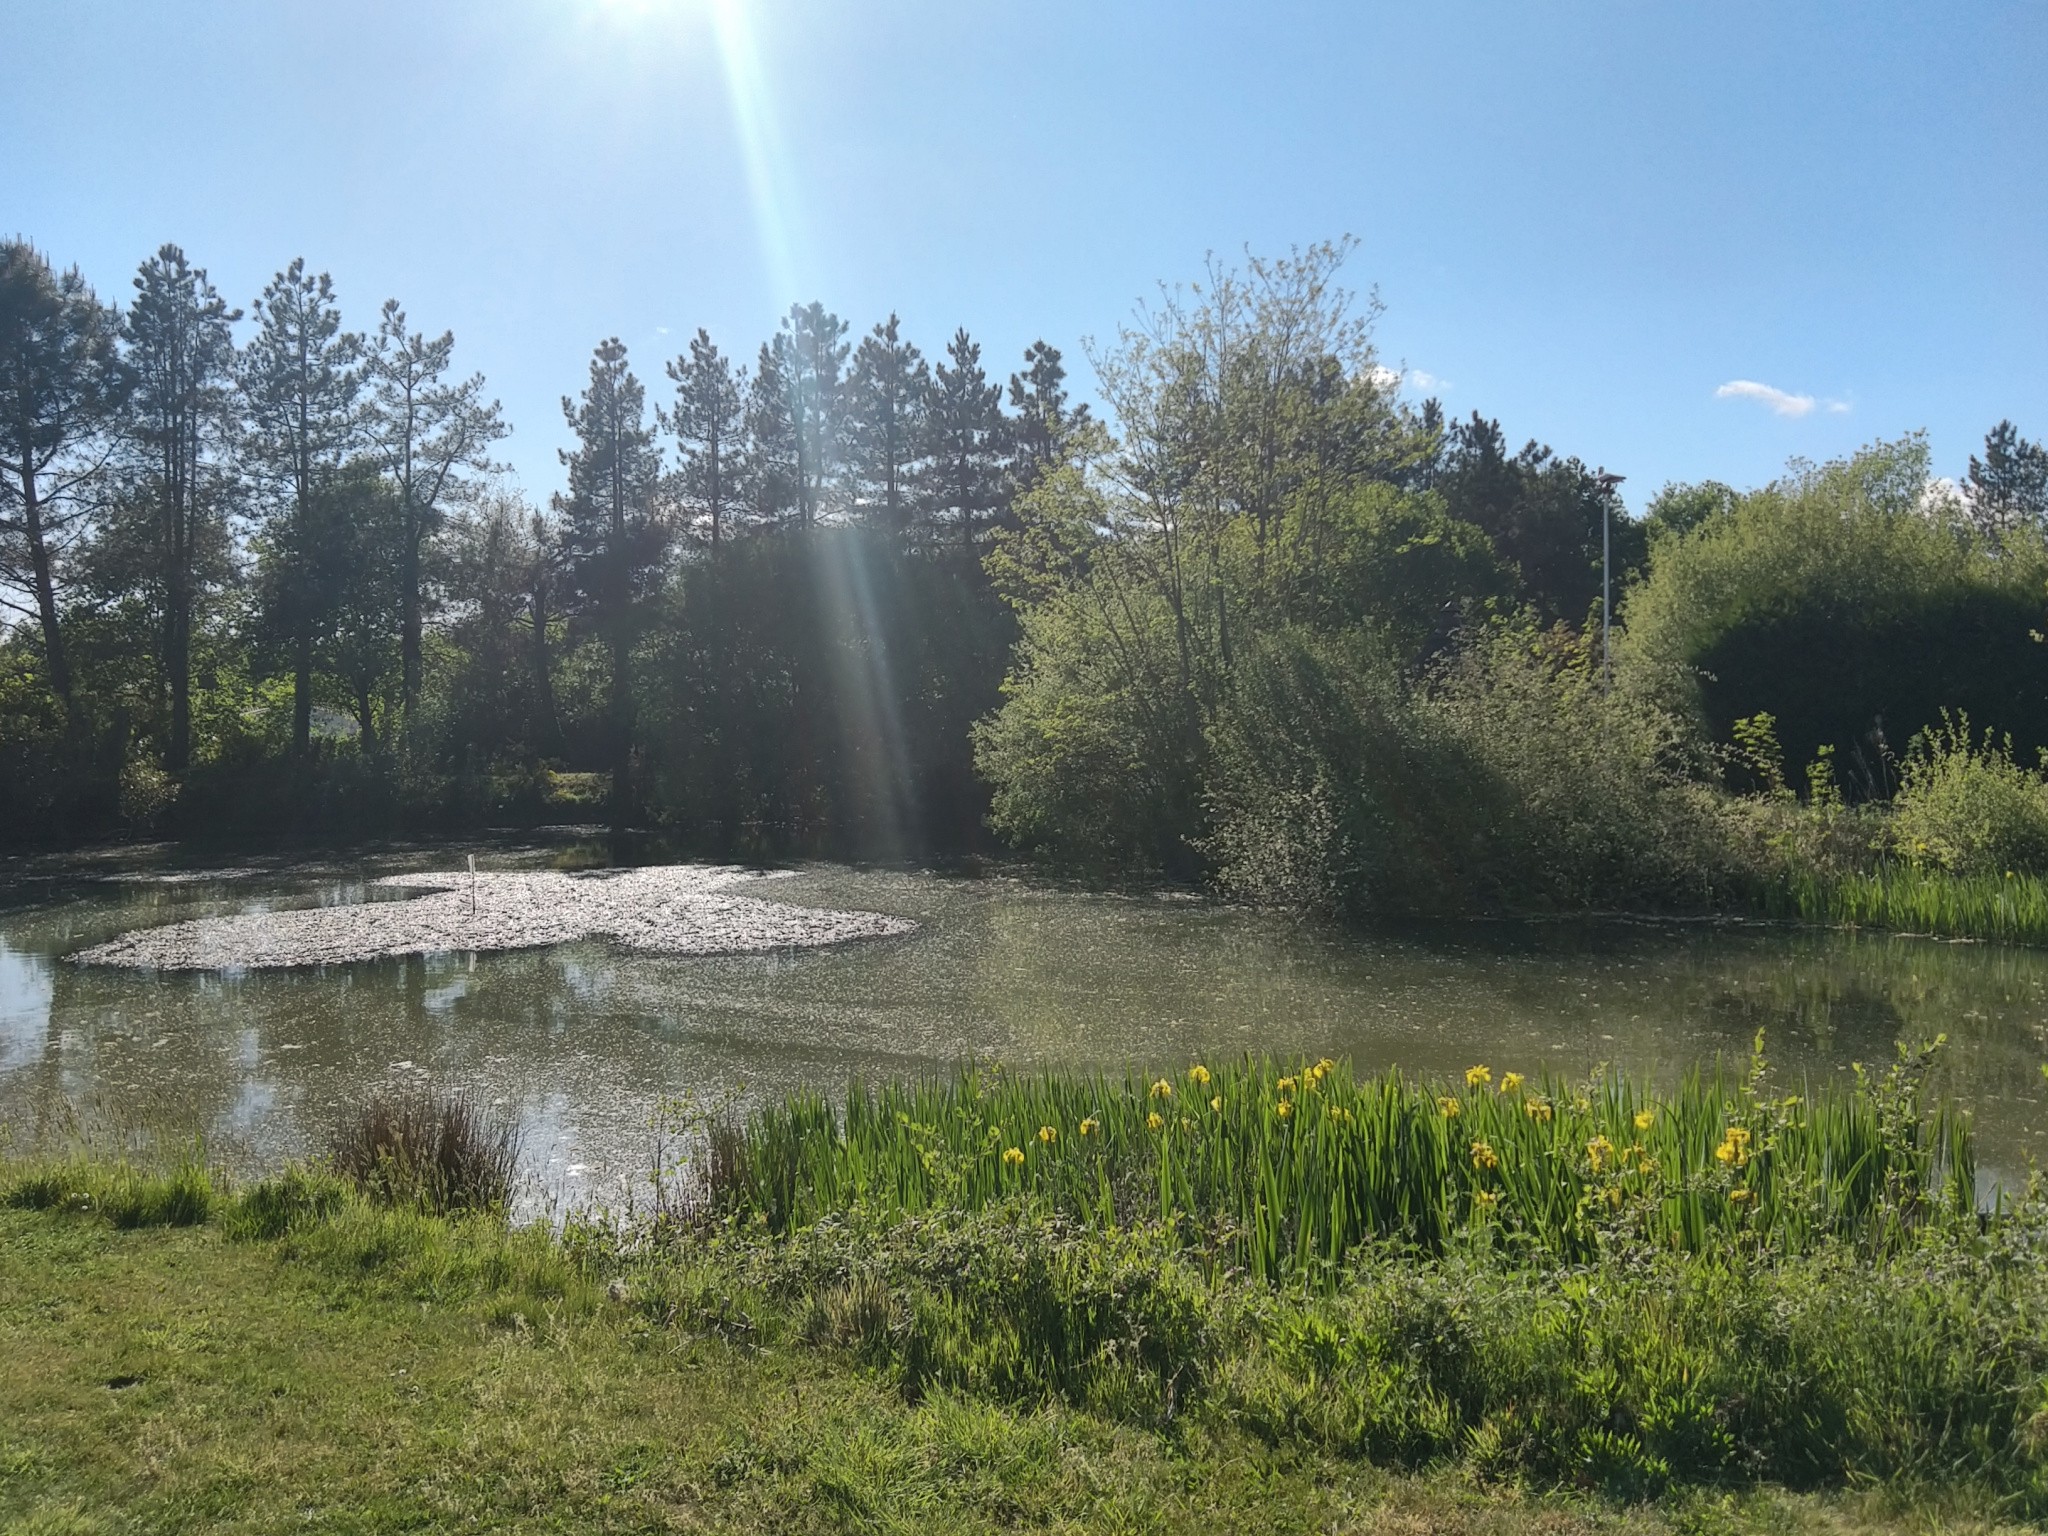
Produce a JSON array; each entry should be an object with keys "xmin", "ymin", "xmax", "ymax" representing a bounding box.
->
[
  {"xmin": 1621, "ymin": 438, "xmax": 2048, "ymax": 795},
  {"xmin": 1890, "ymin": 713, "xmax": 2048, "ymax": 876}
]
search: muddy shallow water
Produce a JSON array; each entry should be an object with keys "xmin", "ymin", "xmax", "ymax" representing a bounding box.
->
[{"xmin": 4, "ymin": 845, "xmax": 2045, "ymax": 1208}]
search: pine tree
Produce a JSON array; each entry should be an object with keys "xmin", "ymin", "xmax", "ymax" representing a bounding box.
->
[
  {"xmin": 922, "ymin": 328, "xmax": 1007, "ymax": 555},
  {"xmin": 776, "ymin": 302, "xmax": 849, "ymax": 527},
  {"xmin": 1966, "ymin": 420, "xmax": 2048, "ymax": 541},
  {"xmin": 744, "ymin": 341, "xmax": 799, "ymax": 528},
  {"xmin": 0, "ymin": 241, "xmax": 127, "ymax": 730},
  {"xmin": 843, "ymin": 315, "xmax": 928, "ymax": 535},
  {"xmin": 556, "ymin": 338, "xmax": 666, "ymax": 843},
  {"xmin": 239, "ymin": 259, "xmax": 364, "ymax": 755},
  {"xmin": 1006, "ymin": 339, "xmax": 1090, "ymax": 493},
  {"xmin": 365, "ymin": 299, "xmax": 505, "ymax": 723},
  {"xmin": 120, "ymin": 245, "xmax": 240, "ymax": 773},
  {"xmin": 662, "ymin": 329, "xmax": 744, "ymax": 548}
]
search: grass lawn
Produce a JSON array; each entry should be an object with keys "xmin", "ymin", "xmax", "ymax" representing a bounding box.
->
[{"xmin": 0, "ymin": 1206, "xmax": 2034, "ymax": 1536}]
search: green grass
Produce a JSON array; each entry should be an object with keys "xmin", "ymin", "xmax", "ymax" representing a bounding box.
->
[
  {"xmin": 3, "ymin": 1168, "xmax": 2045, "ymax": 1534},
  {"xmin": 1776, "ymin": 863, "xmax": 2048, "ymax": 946},
  {"xmin": 701, "ymin": 1042, "xmax": 1976, "ymax": 1279}
]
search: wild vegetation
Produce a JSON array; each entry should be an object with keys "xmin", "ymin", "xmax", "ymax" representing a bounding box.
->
[
  {"xmin": 5, "ymin": 234, "xmax": 2048, "ymax": 940},
  {"xmin": 4, "ymin": 1044, "xmax": 2045, "ymax": 1526}
]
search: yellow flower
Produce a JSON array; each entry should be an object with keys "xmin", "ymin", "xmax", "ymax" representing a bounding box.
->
[
  {"xmin": 1276, "ymin": 1100, "xmax": 1293, "ymax": 1119},
  {"xmin": 1327, "ymin": 1105, "xmax": 1351, "ymax": 1123},
  {"xmin": 1472, "ymin": 1189, "xmax": 1499, "ymax": 1211},
  {"xmin": 1187, "ymin": 1064, "xmax": 1212, "ymax": 1087},
  {"xmin": 1209, "ymin": 1095, "xmax": 1223, "ymax": 1114},
  {"xmin": 1499, "ymin": 1071, "xmax": 1525, "ymax": 1095},
  {"xmin": 1002, "ymin": 1146, "xmax": 1025, "ymax": 1167},
  {"xmin": 1146, "ymin": 1111, "xmax": 1164, "ymax": 1131},
  {"xmin": 1315, "ymin": 1057, "xmax": 1337, "ymax": 1076},
  {"xmin": 1471, "ymin": 1140, "xmax": 1499, "ymax": 1171},
  {"xmin": 1634, "ymin": 1109, "xmax": 1655, "ymax": 1132},
  {"xmin": 1437, "ymin": 1097, "xmax": 1461, "ymax": 1119},
  {"xmin": 1605, "ymin": 1185, "xmax": 1625, "ymax": 1210},
  {"xmin": 1150, "ymin": 1079, "xmax": 1173, "ymax": 1101},
  {"xmin": 1466, "ymin": 1065, "xmax": 1492, "ymax": 1089},
  {"xmin": 1586, "ymin": 1135, "xmax": 1615, "ymax": 1173},
  {"xmin": 1078, "ymin": 1116, "xmax": 1100, "ymax": 1137},
  {"xmin": 1036, "ymin": 1125, "xmax": 1057, "ymax": 1145},
  {"xmin": 1524, "ymin": 1097, "xmax": 1553, "ymax": 1123},
  {"xmin": 1277, "ymin": 1076, "xmax": 1298, "ymax": 1094},
  {"xmin": 1715, "ymin": 1125, "xmax": 1753, "ymax": 1168},
  {"xmin": 1728, "ymin": 1187, "xmax": 1752, "ymax": 1203}
]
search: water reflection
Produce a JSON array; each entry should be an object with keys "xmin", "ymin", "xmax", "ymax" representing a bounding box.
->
[{"xmin": 1, "ymin": 854, "xmax": 2044, "ymax": 1207}]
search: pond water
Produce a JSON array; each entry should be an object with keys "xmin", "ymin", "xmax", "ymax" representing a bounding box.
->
[{"xmin": 3, "ymin": 846, "xmax": 2045, "ymax": 1207}]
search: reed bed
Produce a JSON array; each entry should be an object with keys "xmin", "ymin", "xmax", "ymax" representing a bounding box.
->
[
  {"xmin": 329, "ymin": 1091, "xmax": 522, "ymax": 1214},
  {"xmin": 1775, "ymin": 863, "xmax": 2048, "ymax": 945},
  {"xmin": 703, "ymin": 1041, "xmax": 1974, "ymax": 1280}
]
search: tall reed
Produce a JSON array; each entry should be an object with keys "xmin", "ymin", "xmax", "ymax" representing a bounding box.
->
[
  {"xmin": 700, "ymin": 1040, "xmax": 1973, "ymax": 1281},
  {"xmin": 1774, "ymin": 863, "xmax": 2048, "ymax": 945}
]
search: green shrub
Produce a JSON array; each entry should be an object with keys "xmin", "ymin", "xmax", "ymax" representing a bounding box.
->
[{"xmin": 1890, "ymin": 713, "xmax": 2048, "ymax": 876}]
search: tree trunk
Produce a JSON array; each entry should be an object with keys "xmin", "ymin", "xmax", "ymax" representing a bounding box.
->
[
  {"xmin": 16, "ymin": 468, "xmax": 75, "ymax": 729},
  {"xmin": 166, "ymin": 575, "xmax": 191, "ymax": 773},
  {"xmin": 529, "ymin": 585, "xmax": 563, "ymax": 757},
  {"xmin": 400, "ymin": 513, "xmax": 423, "ymax": 722},
  {"xmin": 292, "ymin": 631, "xmax": 313, "ymax": 756},
  {"xmin": 608, "ymin": 629, "xmax": 633, "ymax": 852},
  {"xmin": 355, "ymin": 684, "xmax": 377, "ymax": 756}
]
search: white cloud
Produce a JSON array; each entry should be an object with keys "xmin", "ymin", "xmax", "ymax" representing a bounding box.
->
[
  {"xmin": 1368, "ymin": 364, "xmax": 1451, "ymax": 394},
  {"xmin": 1714, "ymin": 379, "xmax": 1851, "ymax": 419},
  {"xmin": 1716, "ymin": 379, "xmax": 1815, "ymax": 418}
]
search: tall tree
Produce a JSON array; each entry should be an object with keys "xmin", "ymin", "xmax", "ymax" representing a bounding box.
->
[
  {"xmin": 1966, "ymin": 420, "xmax": 2048, "ymax": 541},
  {"xmin": 556, "ymin": 338, "xmax": 666, "ymax": 843},
  {"xmin": 0, "ymin": 241, "xmax": 126, "ymax": 729},
  {"xmin": 922, "ymin": 328, "xmax": 1007, "ymax": 555},
  {"xmin": 662, "ymin": 329, "xmax": 744, "ymax": 548},
  {"xmin": 1434, "ymin": 412, "xmax": 1640, "ymax": 625},
  {"xmin": 239, "ymin": 259, "xmax": 363, "ymax": 755},
  {"xmin": 1006, "ymin": 339, "xmax": 1089, "ymax": 490},
  {"xmin": 316, "ymin": 464, "xmax": 405, "ymax": 753},
  {"xmin": 775, "ymin": 302, "xmax": 848, "ymax": 527},
  {"xmin": 744, "ymin": 341, "xmax": 799, "ymax": 527},
  {"xmin": 843, "ymin": 315, "xmax": 928, "ymax": 534},
  {"xmin": 365, "ymin": 299, "xmax": 506, "ymax": 723},
  {"xmin": 120, "ymin": 246, "xmax": 240, "ymax": 772}
]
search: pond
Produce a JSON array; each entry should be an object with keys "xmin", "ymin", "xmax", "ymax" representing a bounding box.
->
[{"xmin": 3, "ymin": 846, "xmax": 2045, "ymax": 1207}]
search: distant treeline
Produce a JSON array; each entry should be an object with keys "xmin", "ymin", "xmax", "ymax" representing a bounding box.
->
[{"xmin": 4, "ymin": 236, "xmax": 2047, "ymax": 912}]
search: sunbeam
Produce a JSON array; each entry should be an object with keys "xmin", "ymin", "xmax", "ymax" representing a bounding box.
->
[{"xmin": 706, "ymin": 0, "xmax": 803, "ymax": 305}]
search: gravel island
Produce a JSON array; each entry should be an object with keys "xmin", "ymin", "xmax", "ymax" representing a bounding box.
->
[{"xmin": 71, "ymin": 865, "xmax": 916, "ymax": 971}]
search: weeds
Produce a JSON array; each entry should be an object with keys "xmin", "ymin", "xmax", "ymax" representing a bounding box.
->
[{"xmin": 328, "ymin": 1091, "xmax": 521, "ymax": 1214}]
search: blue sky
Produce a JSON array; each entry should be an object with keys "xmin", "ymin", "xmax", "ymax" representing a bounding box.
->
[{"xmin": 4, "ymin": 0, "xmax": 2042, "ymax": 511}]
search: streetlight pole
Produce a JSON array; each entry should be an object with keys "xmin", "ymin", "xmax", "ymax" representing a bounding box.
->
[{"xmin": 1594, "ymin": 470, "xmax": 1625, "ymax": 689}]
